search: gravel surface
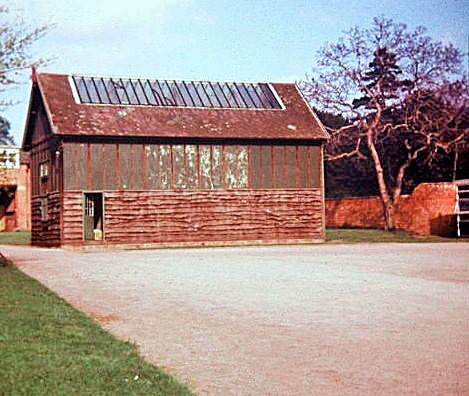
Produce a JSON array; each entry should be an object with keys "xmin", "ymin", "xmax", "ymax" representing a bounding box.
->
[{"xmin": 2, "ymin": 243, "xmax": 469, "ymax": 395}]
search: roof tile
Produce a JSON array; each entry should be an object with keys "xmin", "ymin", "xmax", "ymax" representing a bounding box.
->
[{"xmin": 36, "ymin": 73, "xmax": 328, "ymax": 140}]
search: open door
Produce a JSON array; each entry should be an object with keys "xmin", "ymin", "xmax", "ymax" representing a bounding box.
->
[{"xmin": 83, "ymin": 192, "xmax": 103, "ymax": 241}]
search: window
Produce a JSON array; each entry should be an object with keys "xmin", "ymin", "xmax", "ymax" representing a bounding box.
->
[
  {"xmin": 39, "ymin": 162, "xmax": 49, "ymax": 178},
  {"xmin": 71, "ymin": 75, "xmax": 284, "ymax": 109}
]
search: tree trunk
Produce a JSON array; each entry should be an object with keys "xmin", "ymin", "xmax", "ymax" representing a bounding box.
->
[
  {"xmin": 366, "ymin": 121, "xmax": 396, "ymax": 231},
  {"xmin": 382, "ymin": 199, "xmax": 395, "ymax": 231}
]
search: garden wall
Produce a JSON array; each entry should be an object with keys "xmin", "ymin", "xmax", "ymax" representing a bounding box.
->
[{"xmin": 326, "ymin": 183, "xmax": 457, "ymax": 236}]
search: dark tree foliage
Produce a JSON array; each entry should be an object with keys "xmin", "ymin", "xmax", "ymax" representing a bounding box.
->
[
  {"xmin": 0, "ymin": 115, "xmax": 14, "ymax": 145},
  {"xmin": 315, "ymin": 109, "xmax": 378, "ymax": 197}
]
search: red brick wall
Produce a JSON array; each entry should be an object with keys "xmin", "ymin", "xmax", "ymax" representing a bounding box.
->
[
  {"xmin": 326, "ymin": 183, "xmax": 457, "ymax": 236},
  {"xmin": 17, "ymin": 163, "xmax": 31, "ymax": 230},
  {"xmin": 0, "ymin": 163, "xmax": 31, "ymax": 231}
]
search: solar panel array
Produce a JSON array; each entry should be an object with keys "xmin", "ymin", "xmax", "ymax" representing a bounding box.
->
[{"xmin": 70, "ymin": 76, "xmax": 283, "ymax": 110}]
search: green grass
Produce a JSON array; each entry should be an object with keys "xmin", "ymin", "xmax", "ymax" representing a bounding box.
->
[
  {"xmin": 0, "ymin": 258, "xmax": 193, "ymax": 396},
  {"xmin": 325, "ymin": 228, "xmax": 461, "ymax": 243},
  {"xmin": 0, "ymin": 229, "xmax": 462, "ymax": 248},
  {"xmin": 0, "ymin": 231, "xmax": 31, "ymax": 245}
]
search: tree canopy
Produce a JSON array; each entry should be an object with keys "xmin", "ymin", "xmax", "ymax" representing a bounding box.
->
[{"xmin": 301, "ymin": 16, "xmax": 468, "ymax": 230}]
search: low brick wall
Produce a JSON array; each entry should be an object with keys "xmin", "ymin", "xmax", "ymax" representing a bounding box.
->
[{"xmin": 326, "ymin": 183, "xmax": 457, "ymax": 236}]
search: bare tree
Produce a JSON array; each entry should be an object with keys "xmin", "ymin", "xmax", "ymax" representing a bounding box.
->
[
  {"xmin": 301, "ymin": 16, "xmax": 468, "ymax": 230},
  {"xmin": 0, "ymin": 4, "xmax": 51, "ymax": 108}
]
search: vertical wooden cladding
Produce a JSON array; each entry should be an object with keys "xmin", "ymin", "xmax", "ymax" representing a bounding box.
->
[
  {"xmin": 91, "ymin": 144, "xmax": 102, "ymax": 190},
  {"xmin": 199, "ymin": 145, "xmax": 212, "ymax": 189},
  {"xmin": 225, "ymin": 146, "xmax": 248, "ymax": 188},
  {"xmin": 260, "ymin": 146, "xmax": 273, "ymax": 188},
  {"xmin": 285, "ymin": 146, "xmax": 297, "ymax": 188},
  {"xmin": 185, "ymin": 145, "xmax": 198, "ymax": 189},
  {"xmin": 103, "ymin": 145, "xmax": 118, "ymax": 190},
  {"xmin": 119, "ymin": 143, "xmax": 131, "ymax": 189},
  {"xmin": 30, "ymin": 141, "xmax": 57, "ymax": 197},
  {"xmin": 211, "ymin": 145, "xmax": 223, "ymax": 188},
  {"xmin": 173, "ymin": 145, "xmax": 186, "ymax": 188},
  {"xmin": 145, "ymin": 144, "xmax": 171, "ymax": 189},
  {"xmin": 62, "ymin": 142, "xmax": 322, "ymax": 192}
]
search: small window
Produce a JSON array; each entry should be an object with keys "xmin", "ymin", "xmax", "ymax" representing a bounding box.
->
[{"xmin": 39, "ymin": 162, "xmax": 49, "ymax": 178}]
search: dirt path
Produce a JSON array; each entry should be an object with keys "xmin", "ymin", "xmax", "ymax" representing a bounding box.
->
[{"xmin": 2, "ymin": 243, "xmax": 469, "ymax": 395}]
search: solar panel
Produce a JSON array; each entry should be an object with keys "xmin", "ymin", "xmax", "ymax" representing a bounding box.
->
[{"xmin": 70, "ymin": 75, "xmax": 283, "ymax": 110}]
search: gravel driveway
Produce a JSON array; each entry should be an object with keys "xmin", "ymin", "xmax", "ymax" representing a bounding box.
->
[{"xmin": 2, "ymin": 243, "xmax": 469, "ymax": 395}]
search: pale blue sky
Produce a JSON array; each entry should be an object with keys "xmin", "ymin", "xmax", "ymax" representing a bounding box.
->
[{"xmin": 3, "ymin": 0, "xmax": 468, "ymax": 144}]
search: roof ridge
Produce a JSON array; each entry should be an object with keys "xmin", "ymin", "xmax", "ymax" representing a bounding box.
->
[{"xmin": 38, "ymin": 71, "xmax": 297, "ymax": 85}]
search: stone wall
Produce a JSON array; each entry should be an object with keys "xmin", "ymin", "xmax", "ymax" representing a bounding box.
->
[{"xmin": 326, "ymin": 183, "xmax": 457, "ymax": 236}]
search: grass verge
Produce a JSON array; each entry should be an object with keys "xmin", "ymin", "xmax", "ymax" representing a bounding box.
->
[
  {"xmin": 0, "ymin": 257, "xmax": 193, "ymax": 395},
  {"xmin": 326, "ymin": 228, "xmax": 460, "ymax": 243},
  {"xmin": 0, "ymin": 231, "xmax": 31, "ymax": 245}
]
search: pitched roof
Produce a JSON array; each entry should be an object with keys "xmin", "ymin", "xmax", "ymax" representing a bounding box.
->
[{"xmin": 24, "ymin": 72, "xmax": 328, "ymax": 144}]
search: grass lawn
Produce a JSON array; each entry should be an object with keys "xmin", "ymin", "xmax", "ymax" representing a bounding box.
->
[
  {"xmin": 326, "ymin": 228, "xmax": 460, "ymax": 243},
  {"xmin": 0, "ymin": 231, "xmax": 31, "ymax": 245},
  {"xmin": 0, "ymin": 258, "xmax": 193, "ymax": 395},
  {"xmin": 1, "ymin": 230, "xmax": 463, "ymax": 248}
]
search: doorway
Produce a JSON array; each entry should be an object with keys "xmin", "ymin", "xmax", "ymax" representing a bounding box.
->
[{"xmin": 83, "ymin": 192, "xmax": 103, "ymax": 241}]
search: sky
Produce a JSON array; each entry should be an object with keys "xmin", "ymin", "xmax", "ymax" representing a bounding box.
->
[{"xmin": 2, "ymin": 0, "xmax": 468, "ymax": 145}]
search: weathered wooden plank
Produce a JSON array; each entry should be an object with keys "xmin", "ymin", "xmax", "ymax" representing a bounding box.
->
[
  {"xmin": 185, "ymin": 145, "xmax": 198, "ymax": 189},
  {"xmin": 225, "ymin": 145, "xmax": 237, "ymax": 188},
  {"xmin": 103, "ymin": 144, "xmax": 118, "ymax": 190},
  {"xmin": 211, "ymin": 145, "xmax": 223, "ymax": 188},
  {"xmin": 30, "ymin": 192, "xmax": 62, "ymax": 247},
  {"xmin": 298, "ymin": 145, "xmax": 308, "ymax": 188},
  {"xmin": 60, "ymin": 192, "xmax": 84, "ymax": 245},
  {"xmin": 89, "ymin": 188, "xmax": 323, "ymax": 245},
  {"xmin": 273, "ymin": 146, "xmax": 284, "ymax": 189},
  {"xmin": 238, "ymin": 145, "xmax": 248, "ymax": 188},
  {"xmin": 199, "ymin": 145, "xmax": 212, "ymax": 189},
  {"xmin": 250, "ymin": 145, "xmax": 262, "ymax": 188},
  {"xmin": 305, "ymin": 146, "xmax": 313, "ymax": 189},
  {"xmin": 172, "ymin": 145, "xmax": 186, "ymax": 189},
  {"xmin": 91, "ymin": 144, "xmax": 103, "ymax": 190},
  {"xmin": 78, "ymin": 143, "xmax": 87, "ymax": 190},
  {"xmin": 159, "ymin": 145, "xmax": 171, "ymax": 190},
  {"xmin": 146, "ymin": 144, "xmax": 158, "ymax": 189},
  {"xmin": 260, "ymin": 145, "xmax": 272, "ymax": 188},
  {"xmin": 133, "ymin": 144, "xmax": 144, "ymax": 190},
  {"xmin": 119, "ymin": 144, "xmax": 131, "ymax": 189},
  {"xmin": 310, "ymin": 145, "xmax": 321, "ymax": 188},
  {"xmin": 285, "ymin": 146, "xmax": 296, "ymax": 188}
]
